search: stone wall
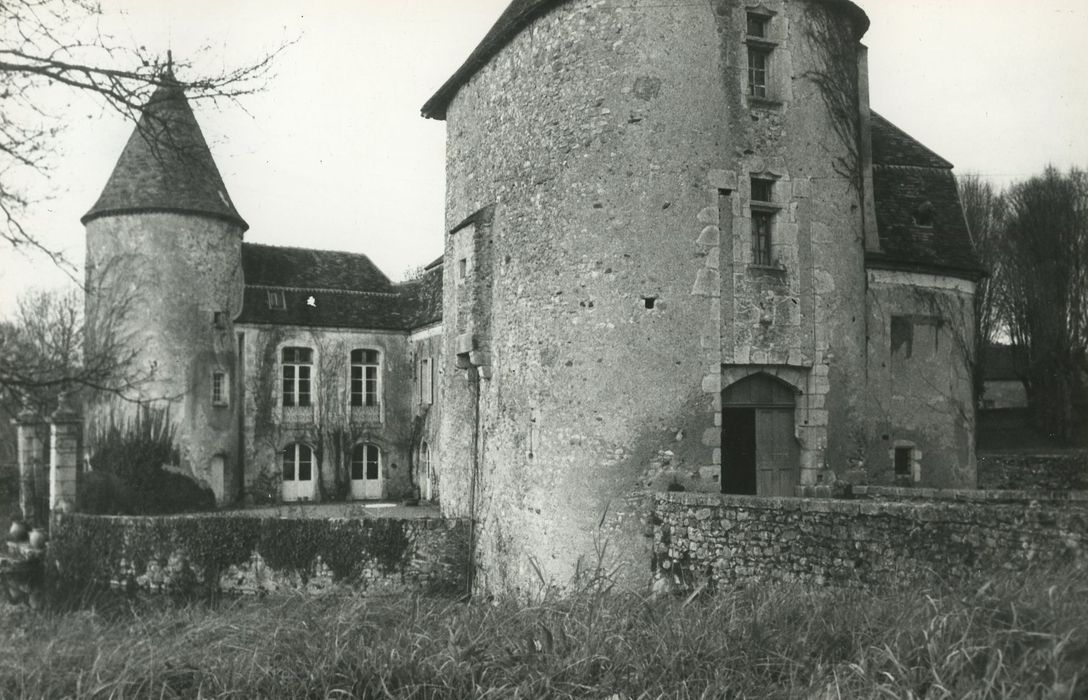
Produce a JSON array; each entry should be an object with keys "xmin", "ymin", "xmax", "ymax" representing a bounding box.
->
[
  {"xmin": 48, "ymin": 513, "xmax": 469, "ymax": 597},
  {"xmin": 978, "ymin": 452, "xmax": 1088, "ymax": 492},
  {"xmin": 653, "ymin": 491, "xmax": 1088, "ymax": 590}
]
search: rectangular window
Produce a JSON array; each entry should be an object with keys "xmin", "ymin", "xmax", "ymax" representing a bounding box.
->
[
  {"xmin": 751, "ymin": 177, "xmax": 774, "ymax": 203},
  {"xmin": 420, "ymin": 357, "xmax": 433, "ymax": 405},
  {"xmin": 747, "ymin": 12, "xmax": 769, "ymax": 38},
  {"xmin": 350, "ymin": 349, "xmax": 380, "ymax": 407},
  {"xmin": 282, "ymin": 347, "xmax": 313, "ymax": 407},
  {"xmin": 211, "ymin": 371, "xmax": 228, "ymax": 406},
  {"xmin": 748, "ymin": 47, "xmax": 770, "ymax": 98},
  {"xmin": 267, "ymin": 290, "xmax": 286, "ymax": 310},
  {"xmin": 751, "ymin": 211, "xmax": 773, "ymax": 266},
  {"xmin": 212, "ymin": 311, "xmax": 227, "ymax": 328},
  {"xmin": 894, "ymin": 447, "xmax": 913, "ymax": 486},
  {"xmin": 891, "ymin": 316, "xmax": 913, "ymax": 359},
  {"xmin": 458, "ymin": 258, "xmax": 467, "ymax": 280}
]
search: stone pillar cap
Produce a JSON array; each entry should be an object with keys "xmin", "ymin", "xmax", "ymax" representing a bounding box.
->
[
  {"xmin": 49, "ymin": 391, "xmax": 81, "ymax": 423},
  {"xmin": 13, "ymin": 408, "xmax": 43, "ymax": 425}
]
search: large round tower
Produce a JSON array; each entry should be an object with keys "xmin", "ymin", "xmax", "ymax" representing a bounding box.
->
[
  {"xmin": 426, "ymin": 0, "xmax": 873, "ymax": 593},
  {"xmin": 83, "ymin": 74, "xmax": 247, "ymax": 503}
]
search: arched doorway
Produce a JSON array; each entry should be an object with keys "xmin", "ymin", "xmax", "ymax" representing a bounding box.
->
[{"xmin": 721, "ymin": 373, "xmax": 799, "ymax": 496}]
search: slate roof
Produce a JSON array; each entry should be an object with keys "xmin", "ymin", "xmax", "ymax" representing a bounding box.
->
[
  {"xmin": 235, "ymin": 243, "xmax": 442, "ymax": 332},
  {"xmin": 241, "ymin": 242, "xmax": 392, "ymax": 292},
  {"xmin": 83, "ymin": 76, "xmax": 248, "ymax": 230},
  {"xmin": 399, "ymin": 265, "xmax": 444, "ymax": 330},
  {"xmin": 421, "ymin": 0, "xmax": 869, "ymax": 120},
  {"xmin": 867, "ymin": 112, "xmax": 983, "ymax": 280}
]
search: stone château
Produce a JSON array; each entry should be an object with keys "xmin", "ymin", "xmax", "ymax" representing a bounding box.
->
[{"xmin": 83, "ymin": 0, "xmax": 981, "ymax": 594}]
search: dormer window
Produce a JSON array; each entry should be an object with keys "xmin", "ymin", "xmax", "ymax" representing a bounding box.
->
[
  {"xmin": 267, "ymin": 290, "xmax": 286, "ymax": 310},
  {"xmin": 912, "ymin": 201, "xmax": 936, "ymax": 228}
]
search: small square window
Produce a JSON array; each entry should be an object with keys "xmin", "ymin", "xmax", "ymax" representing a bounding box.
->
[
  {"xmin": 751, "ymin": 177, "xmax": 774, "ymax": 203},
  {"xmin": 267, "ymin": 290, "xmax": 286, "ymax": 310},
  {"xmin": 211, "ymin": 371, "xmax": 228, "ymax": 406},
  {"xmin": 212, "ymin": 311, "xmax": 227, "ymax": 328},
  {"xmin": 747, "ymin": 12, "xmax": 770, "ymax": 38}
]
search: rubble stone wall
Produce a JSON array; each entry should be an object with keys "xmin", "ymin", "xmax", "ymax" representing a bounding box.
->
[
  {"xmin": 977, "ymin": 452, "xmax": 1088, "ymax": 492},
  {"xmin": 653, "ymin": 491, "xmax": 1088, "ymax": 590},
  {"xmin": 48, "ymin": 513, "xmax": 469, "ymax": 597}
]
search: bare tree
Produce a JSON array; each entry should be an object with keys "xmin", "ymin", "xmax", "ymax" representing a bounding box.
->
[
  {"xmin": 956, "ymin": 173, "xmax": 1007, "ymax": 401},
  {"xmin": 0, "ymin": 282, "xmax": 147, "ymax": 415},
  {"xmin": 1000, "ymin": 166, "xmax": 1088, "ymax": 441},
  {"xmin": 0, "ymin": 0, "xmax": 286, "ymax": 271}
]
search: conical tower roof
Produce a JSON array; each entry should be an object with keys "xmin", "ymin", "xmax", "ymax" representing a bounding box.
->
[{"xmin": 82, "ymin": 74, "xmax": 248, "ymax": 230}]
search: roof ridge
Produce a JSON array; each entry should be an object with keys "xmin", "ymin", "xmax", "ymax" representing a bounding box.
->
[
  {"xmin": 247, "ymin": 283, "xmax": 399, "ymax": 298},
  {"xmin": 242, "ymin": 241, "xmax": 380, "ymax": 260}
]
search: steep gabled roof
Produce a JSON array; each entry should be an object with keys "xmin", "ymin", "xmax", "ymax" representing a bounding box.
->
[
  {"xmin": 235, "ymin": 243, "xmax": 442, "ymax": 332},
  {"xmin": 82, "ymin": 77, "xmax": 247, "ymax": 230},
  {"xmin": 867, "ymin": 112, "xmax": 983, "ymax": 280},
  {"xmin": 421, "ymin": 0, "xmax": 869, "ymax": 120}
]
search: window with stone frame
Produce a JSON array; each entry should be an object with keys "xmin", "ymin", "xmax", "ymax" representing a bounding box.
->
[
  {"xmin": 749, "ymin": 176, "xmax": 778, "ymax": 267},
  {"xmin": 211, "ymin": 371, "xmax": 228, "ymax": 406},
  {"xmin": 350, "ymin": 349, "xmax": 380, "ymax": 408},
  {"xmin": 894, "ymin": 446, "xmax": 913, "ymax": 485},
  {"xmin": 745, "ymin": 9, "xmax": 777, "ymax": 100},
  {"xmin": 282, "ymin": 347, "xmax": 313, "ymax": 407}
]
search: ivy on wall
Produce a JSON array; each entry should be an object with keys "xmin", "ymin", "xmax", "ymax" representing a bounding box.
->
[{"xmin": 48, "ymin": 513, "xmax": 467, "ymax": 596}]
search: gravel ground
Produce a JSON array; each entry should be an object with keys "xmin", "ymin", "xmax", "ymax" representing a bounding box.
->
[{"xmin": 216, "ymin": 501, "xmax": 442, "ymax": 520}]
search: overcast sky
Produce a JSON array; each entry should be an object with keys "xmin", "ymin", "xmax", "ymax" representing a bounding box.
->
[{"xmin": 2, "ymin": 0, "xmax": 1086, "ymax": 317}]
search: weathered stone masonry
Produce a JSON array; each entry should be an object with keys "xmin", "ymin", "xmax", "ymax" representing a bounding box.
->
[
  {"xmin": 654, "ymin": 491, "xmax": 1088, "ymax": 589},
  {"xmin": 425, "ymin": 0, "xmax": 979, "ymax": 594}
]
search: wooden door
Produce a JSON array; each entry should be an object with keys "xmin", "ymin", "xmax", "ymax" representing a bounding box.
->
[
  {"xmin": 755, "ymin": 408, "xmax": 800, "ymax": 497},
  {"xmin": 721, "ymin": 373, "xmax": 800, "ymax": 497}
]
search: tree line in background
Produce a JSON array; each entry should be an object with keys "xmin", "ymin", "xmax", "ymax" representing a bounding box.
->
[{"xmin": 960, "ymin": 166, "xmax": 1088, "ymax": 443}]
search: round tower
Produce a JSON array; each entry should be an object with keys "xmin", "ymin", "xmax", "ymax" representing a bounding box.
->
[
  {"xmin": 82, "ymin": 73, "xmax": 247, "ymax": 503},
  {"xmin": 426, "ymin": 0, "xmax": 871, "ymax": 593}
]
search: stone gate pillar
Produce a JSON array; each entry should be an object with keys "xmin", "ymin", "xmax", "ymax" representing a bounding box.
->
[
  {"xmin": 13, "ymin": 409, "xmax": 45, "ymax": 527},
  {"xmin": 49, "ymin": 393, "xmax": 81, "ymax": 515}
]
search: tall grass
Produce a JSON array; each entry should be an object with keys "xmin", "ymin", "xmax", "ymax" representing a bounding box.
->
[{"xmin": 0, "ymin": 565, "xmax": 1084, "ymax": 698}]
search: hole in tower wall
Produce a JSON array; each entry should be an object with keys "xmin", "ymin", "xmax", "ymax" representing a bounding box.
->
[{"xmin": 643, "ymin": 296, "xmax": 657, "ymax": 309}]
